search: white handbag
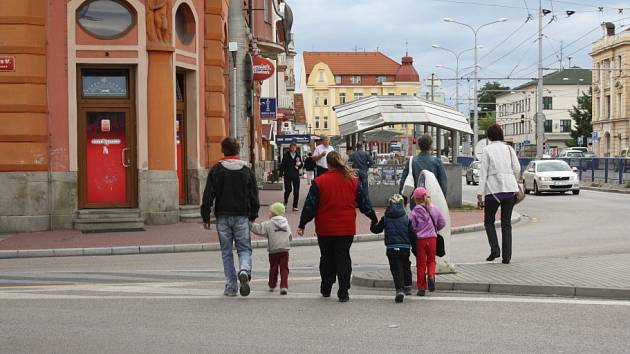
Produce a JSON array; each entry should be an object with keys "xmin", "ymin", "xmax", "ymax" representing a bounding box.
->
[{"xmin": 401, "ymin": 157, "xmax": 415, "ymax": 197}]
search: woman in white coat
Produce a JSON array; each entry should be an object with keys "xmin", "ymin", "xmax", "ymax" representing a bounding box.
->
[{"xmin": 476, "ymin": 124, "xmax": 521, "ymax": 264}]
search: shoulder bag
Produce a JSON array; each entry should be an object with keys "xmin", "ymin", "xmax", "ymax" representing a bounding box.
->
[
  {"xmin": 428, "ymin": 208, "xmax": 446, "ymax": 257},
  {"xmin": 401, "ymin": 156, "xmax": 415, "ymax": 196},
  {"xmin": 508, "ymin": 145, "xmax": 526, "ymax": 205}
]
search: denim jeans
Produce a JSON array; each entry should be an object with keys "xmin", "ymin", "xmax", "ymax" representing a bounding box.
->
[{"xmin": 216, "ymin": 216, "xmax": 252, "ymax": 293}]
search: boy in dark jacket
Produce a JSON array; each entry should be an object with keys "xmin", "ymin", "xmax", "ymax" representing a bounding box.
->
[
  {"xmin": 201, "ymin": 137, "xmax": 260, "ymax": 297},
  {"xmin": 370, "ymin": 194, "xmax": 416, "ymax": 303}
]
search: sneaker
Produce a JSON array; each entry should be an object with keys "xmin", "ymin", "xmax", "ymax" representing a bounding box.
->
[
  {"xmin": 320, "ymin": 284, "xmax": 332, "ymax": 298},
  {"xmin": 338, "ymin": 296, "xmax": 350, "ymax": 303},
  {"xmin": 417, "ymin": 289, "xmax": 426, "ymax": 296},
  {"xmin": 292, "ymin": 207, "xmax": 299, "ymax": 212},
  {"xmin": 238, "ymin": 270, "xmax": 250, "ymax": 297},
  {"xmin": 223, "ymin": 290, "xmax": 237, "ymax": 297},
  {"xmin": 427, "ymin": 277, "xmax": 436, "ymax": 292},
  {"xmin": 404, "ymin": 286, "xmax": 413, "ymax": 296},
  {"xmin": 280, "ymin": 288, "xmax": 288, "ymax": 295},
  {"xmin": 395, "ymin": 291, "xmax": 404, "ymax": 303},
  {"xmin": 269, "ymin": 287, "xmax": 276, "ymax": 292}
]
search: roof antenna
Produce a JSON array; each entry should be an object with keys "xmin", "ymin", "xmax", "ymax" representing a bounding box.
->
[{"xmin": 405, "ymin": 40, "xmax": 409, "ymax": 56}]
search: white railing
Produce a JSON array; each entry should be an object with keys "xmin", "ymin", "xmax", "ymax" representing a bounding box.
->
[{"xmin": 278, "ymin": 94, "xmax": 294, "ymax": 109}]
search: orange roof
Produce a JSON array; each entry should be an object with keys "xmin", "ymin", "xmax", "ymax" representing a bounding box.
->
[
  {"xmin": 303, "ymin": 51, "xmax": 402, "ymax": 75},
  {"xmin": 294, "ymin": 93, "xmax": 306, "ymax": 123}
]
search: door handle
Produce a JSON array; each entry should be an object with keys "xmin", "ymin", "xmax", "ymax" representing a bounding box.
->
[{"xmin": 121, "ymin": 148, "xmax": 131, "ymax": 167}]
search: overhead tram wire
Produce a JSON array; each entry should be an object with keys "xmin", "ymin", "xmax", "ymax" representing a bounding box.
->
[
  {"xmin": 431, "ymin": 0, "xmax": 528, "ymax": 10},
  {"xmin": 508, "ymin": 38, "xmax": 538, "ymax": 77},
  {"xmin": 479, "ymin": 18, "xmax": 532, "ymax": 62}
]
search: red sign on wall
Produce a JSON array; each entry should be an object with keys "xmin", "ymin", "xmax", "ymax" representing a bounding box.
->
[
  {"xmin": 0, "ymin": 56, "xmax": 16, "ymax": 72},
  {"xmin": 252, "ymin": 55, "xmax": 275, "ymax": 81}
]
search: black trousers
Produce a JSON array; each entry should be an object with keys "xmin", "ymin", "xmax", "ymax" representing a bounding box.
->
[
  {"xmin": 283, "ymin": 173, "xmax": 300, "ymax": 208},
  {"xmin": 316, "ymin": 166, "xmax": 328, "ymax": 177},
  {"xmin": 317, "ymin": 236, "xmax": 353, "ymax": 297},
  {"xmin": 357, "ymin": 171, "xmax": 369, "ymax": 195},
  {"xmin": 484, "ymin": 195, "xmax": 515, "ymax": 261},
  {"xmin": 386, "ymin": 248, "xmax": 412, "ymax": 291}
]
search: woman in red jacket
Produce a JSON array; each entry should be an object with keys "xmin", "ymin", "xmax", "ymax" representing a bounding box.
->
[{"xmin": 297, "ymin": 151, "xmax": 378, "ymax": 302}]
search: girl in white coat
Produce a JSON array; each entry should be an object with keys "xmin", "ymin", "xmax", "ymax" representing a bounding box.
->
[{"xmin": 476, "ymin": 124, "xmax": 521, "ymax": 264}]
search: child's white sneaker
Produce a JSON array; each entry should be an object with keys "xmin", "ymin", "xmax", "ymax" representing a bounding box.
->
[
  {"xmin": 269, "ymin": 287, "xmax": 276, "ymax": 292},
  {"xmin": 280, "ymin": 288, "xmax": 288, "ymax": 295}
]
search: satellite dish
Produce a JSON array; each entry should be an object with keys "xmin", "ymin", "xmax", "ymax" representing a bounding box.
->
[{"xmin": 474, "ymin": 138, "xmax": 488, "ymax": 160}]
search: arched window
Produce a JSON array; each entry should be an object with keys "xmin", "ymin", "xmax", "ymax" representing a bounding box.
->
[
  {"xmin": 77, "ymin": 0, "xmax": 135, "ymax": 39},
  {"xmin": 175, "ymin": 3, "xmax": 195, "ymax": 45}
]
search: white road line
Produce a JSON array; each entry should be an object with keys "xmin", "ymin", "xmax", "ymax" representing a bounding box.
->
[{"xmin": 0, "ymin": 290, "xmax": 628, "ymax": 306}]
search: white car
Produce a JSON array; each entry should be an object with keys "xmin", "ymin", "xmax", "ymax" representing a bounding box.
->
[{"xmin": 522, "ymin": 160, "xmax": 580, "ymax": 195}]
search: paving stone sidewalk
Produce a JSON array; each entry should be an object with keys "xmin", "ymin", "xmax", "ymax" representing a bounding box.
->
[{"xmin": 353, "ymin": 253, "xmax": 630, "ymax": 300}]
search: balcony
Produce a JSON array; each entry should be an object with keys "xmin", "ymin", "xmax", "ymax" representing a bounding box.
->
[
  {"xmin": 285, "ymin": 76, "xmax": 295, "ymax": 91},
  {"xmin": 278, "ymin": 94, "xmax": 294, "ymax": 109}
]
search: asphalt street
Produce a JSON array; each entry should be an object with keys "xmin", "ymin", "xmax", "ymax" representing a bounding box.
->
[{"xmin": 1, "ymin": 178, "xmax": 629, "ymax": 353}]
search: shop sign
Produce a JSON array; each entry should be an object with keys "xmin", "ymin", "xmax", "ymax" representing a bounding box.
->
[
  {"xmin": 276, "ymin": 134, "xmax": 310, "ymax": 145},
  {"xmin": 260, "ymin": 97, "xmax": 277, "ymax": 119},
  {"xmin": 0, "ymin": 56, "xmax": 16, "ymax": 72},
  {"xmin": 252, "ymin": 55, "xmax": 275, "ymax": 81}
]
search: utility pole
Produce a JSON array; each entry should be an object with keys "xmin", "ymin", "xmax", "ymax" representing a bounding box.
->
[
  {"xmin": 229, "ymin": 0, "xmax": 251, "ymax": 161},
  {"xmin": 430, "ymin": 73, "xmax": 435, "ymax": 101},
  {"xmin": 536, "ymin": 0, "xmax": 545, "ymax": 158}
]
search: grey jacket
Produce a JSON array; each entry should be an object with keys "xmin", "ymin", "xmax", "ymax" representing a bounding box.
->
[
  {"xmin": 349, "ymin": 149, "xmax": 374, "ymax": 174},
  {"xmin": 251, "ymin": 216, "xmax": 292, "ymax": 254}
]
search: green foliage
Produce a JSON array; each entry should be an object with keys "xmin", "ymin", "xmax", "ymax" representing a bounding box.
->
[
  {"xmin": 478, "ymin": 81, "xmax": 510, "ymax": 117},
  {"xmin": 567, "ymin": 89, "xmax": 592, "ymax": 147}
]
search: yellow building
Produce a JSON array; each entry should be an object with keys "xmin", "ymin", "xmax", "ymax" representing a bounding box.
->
[
  {"xmin": 301, "ymin": 52, "xmax": 421, "ymax": 137},
  {"xmin": 590, "ymin": 24, "xmax": 630, "ymax": 157}
]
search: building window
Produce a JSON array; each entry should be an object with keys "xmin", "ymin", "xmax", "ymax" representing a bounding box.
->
[
  {"xmin": 388, "ymin": 92, "xmax": 395, "ymax": 96},
  {"xmin": 371, "ymin": 92, "xmax": 377, "ymax": 96},
  {"xmin": 376, "ymin": 75, "xmax": 387, "ymax": 84},
  {"xmin": 350, "ymin": 76, "xmax": 361, "ymax": 84},
  {"xmin": 323, "ymin": 97, "xmax": 328, "ymax": 106},
  {"xmin": 543, "ymin": 97, "xmax": 553, "ymax": 110},
  {"xmin": 605, "ymin": 95, "xmax": 611, "ymax": 119},
  {"xmin": 401, "ymin": 92, "xmax": 407, "ymax": 96},
  {"xmin": 339, "ymin": 92, "xmax": 346, "ymax": 104},
  {"xmin": 175, "ymin": 4, "xmax": 195, "ymax": 45},
  {"xmin": 353, "ymin": 92, "xmax": 363, "ymax": 100},
  {"xmin": 314, "ymin": 94, "xmax": 320, "ymax": 106},
  {"xmin": 335, "ymin": 75, "xmax": 341, "ymax": 85},
  {"xmin": 544, "ymin": 120, "xmax": 552, "ymax": 133},
  {"xmin": 263, "ymin": 0, "xmax": 270, "ymax": 22},
  {"xmin": 323, "ymin": 116, "xmax": 328, "ymax": 129},
  {"xmin": 77, "ymin": 0, "xmax": 135, "ymax": 39},
  {"xmin": 318, "ymin": 69, "xmax": 325, "ymax": 82},
  {"xmin": 560, "ymin": 119, "xmax": 571, "ymax": 133},
  {"xmin": 315, "ymin": 116, "xmax": 320, "ymax": 129}
]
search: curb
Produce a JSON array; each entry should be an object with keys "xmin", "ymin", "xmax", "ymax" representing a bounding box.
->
[
  {"xmin": 0, "ymin": 214, "xmax": 520, "ymax": 260},
  {"xmin": 351, "ymin": 274, "xmax": 630, "ymax": 300},
  {"xmin": 580, "ymin": 186, "xmax": 630, "ymax": 194}
]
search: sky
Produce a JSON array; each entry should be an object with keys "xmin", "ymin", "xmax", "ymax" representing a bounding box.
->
[{"xmin": 289, "ymin": 0, "xmax": 630, "ymax": 111}]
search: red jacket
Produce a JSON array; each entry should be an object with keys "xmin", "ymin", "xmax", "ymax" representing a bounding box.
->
[{"xmin": 298, "ymin": 169, "xmax": 377, "ymax": 236}]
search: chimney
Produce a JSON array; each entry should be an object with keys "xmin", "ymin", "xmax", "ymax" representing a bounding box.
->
[{"xmin": 604, "ymin": 22, "xmax": 615, "ymax": 36}]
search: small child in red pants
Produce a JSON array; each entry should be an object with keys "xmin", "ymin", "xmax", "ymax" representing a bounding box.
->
[
  {"xmin": 251, "ymin": 202, "xmax": 293, "ymax": 295},
  {"xmin": 409, "ymin": 187, "xmax": 446, "ymax": 296}
]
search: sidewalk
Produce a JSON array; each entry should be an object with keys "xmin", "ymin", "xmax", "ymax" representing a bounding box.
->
[
  {"xmin": 352, "ymin": 253, "xmax": 630, "ymax": 300},
  {"xmin": 0, "ymin": 178, "xmax": 501, "ymax": 258},
  {"xmin": 580, "ymin": 181, "xmax": 630, "ymax": 194}
]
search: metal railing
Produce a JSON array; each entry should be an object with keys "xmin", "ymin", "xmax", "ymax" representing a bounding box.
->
[{"xmin": 457, "ymin": 156, "xmax": 630, "ymax": 184}]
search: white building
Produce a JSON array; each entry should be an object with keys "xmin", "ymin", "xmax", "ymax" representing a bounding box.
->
[{"xmin": 495, "ymin": 69, "xmax": 591, "ymax": 156}]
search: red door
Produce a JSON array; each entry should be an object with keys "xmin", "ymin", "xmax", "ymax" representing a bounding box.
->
[
  {"xmin": 85, "ymin": 111, "xmax": 130, "ymax": 205},
  {"xmin": 176, "ymin": 112, "xmax": 185, "ymax": 203}
]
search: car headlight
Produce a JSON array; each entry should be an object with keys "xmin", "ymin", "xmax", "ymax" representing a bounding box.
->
[{"xmin": 539, "ymin": 176, "xmax": 552, "ymax": 181}]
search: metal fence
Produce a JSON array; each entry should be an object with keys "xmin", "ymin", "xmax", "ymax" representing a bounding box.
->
[
  {"xmin": 368, "ymin": 164, "xmax": 406, "ymax": 186},
  {"xmin": 457, "ymin": 156, "xmax": 630, "ymax": 184}
]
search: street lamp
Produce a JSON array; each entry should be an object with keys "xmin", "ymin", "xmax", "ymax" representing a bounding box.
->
[
  {"xmin": 443, "ymin": 17, "xmax": 508, "ymax": 155},
  {"xmin": 431, "ymin": 44, "xmax": 482, "ymax": 113}
]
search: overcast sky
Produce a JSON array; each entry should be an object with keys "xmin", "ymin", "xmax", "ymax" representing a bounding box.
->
[{"xmin": 289, "ymin": 0, "xmax": 630, "ymax": 110}]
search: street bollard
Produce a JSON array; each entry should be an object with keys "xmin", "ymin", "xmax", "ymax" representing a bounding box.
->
[
  {"xmin": 620, "ymin": 159, "xmax": 624, "ymax": 184},
  {"xmin": 604, "ymin": 159, "xmax": 609, "ymax": 183},
  {"xmin": 592, "ymin": 158, "xmax": 596, "ymax": 182}
]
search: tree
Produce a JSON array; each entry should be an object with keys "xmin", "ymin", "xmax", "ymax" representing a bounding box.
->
[
  {"xmin": 477, "ymin": 81, "xmax": 510, "ymax": 118},
  {"xmin": 566, "ymin": 89, "xmax": 592, "ymax": 147}
]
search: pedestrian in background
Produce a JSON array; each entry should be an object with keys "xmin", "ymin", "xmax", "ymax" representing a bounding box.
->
[
  {"xmin": 251, "ymin": 202, "xmax": 293, "ymax": 295},
  {"xmin": 399, "ymin": 134, "xmax": 448, "ymax": 207},
  {"xmin": 201, "ymin": 137, "xmax": 259, "ymax": 297},
  {"xmin": 280, "ymin": 143, "xmax": 302, "ymax": 211},
  {"xmin": 313, "ymin": 135, "xmax": 335, "ymax": 177},
  {"xmin": 477, "ymin": 124, "xmax": 521, "ymax": 265},
  {"xmin": 304, "ymin": 152, "xmax": 316, "ymax": 185},
  {"xmin": 370, "ymin": 194, "xmax": 416, "ymax": 303},
  {"xmin": 297, "ymin": 151, "xmax": 378, "ymax": 302},
  {"xmin": 409, "ymin": 187, "xmax": 446, "ymax": 296},
  {"xmin": 349, "ymin": 142, "xmax": 374, "ymax": 194}
]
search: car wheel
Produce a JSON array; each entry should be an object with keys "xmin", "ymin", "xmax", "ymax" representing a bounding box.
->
[
  {"xmin": 466, "ymin": 177, "xmax": 470, "ymax": 185},
  {"xmin": 534, "ymin": 181, "xmax": 541, "ymax": 195},
  {"xmin": 572, "ymin": 190, "xmax": 580, "ymax": 195}
]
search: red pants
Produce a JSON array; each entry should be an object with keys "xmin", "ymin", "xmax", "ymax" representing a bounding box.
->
[
  {"xmin": 268, "ymin": 251, "xmax": 289, "ymax": 289},
  {"xmin": 416, "ymin": 238, "xmax": 436, "ymax": 289}
]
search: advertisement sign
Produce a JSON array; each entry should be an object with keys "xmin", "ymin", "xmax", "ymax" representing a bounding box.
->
[
  {"xmin": 0, "ymin": 56, "xmax": 16, "ymax": 72},
  {"xmin": 252, "ymin": 55, "xmax": 275, "ymax": 81},
  {"xmin": 275, "ymin": 134, "xmax": 311, "ymax": 145},
  {"xmin": 259, "ymin": 97, "xmax": 277, "ymax": 119}
]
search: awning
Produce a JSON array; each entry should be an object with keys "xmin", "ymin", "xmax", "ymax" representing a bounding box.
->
[{"xmin": 334, "ymin": 96, "xmax": 473, "ymax": 136}]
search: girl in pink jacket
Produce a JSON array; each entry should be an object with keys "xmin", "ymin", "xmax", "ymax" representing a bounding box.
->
[{"xmin": 409, "ymin": 187, "xmax": 446, "ymax": 296}]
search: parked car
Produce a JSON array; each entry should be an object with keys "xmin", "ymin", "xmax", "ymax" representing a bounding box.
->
[
  {"xmin": 613, "ymin": 149, "xmax": 630, "ymax": 172},
  {"xmin": 465, "ymin": 161, "xmax": 480, "ymax": 185},
  {"xmin": 522, "ymin": 160, "xmax": 580, "ymax": 195}
]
